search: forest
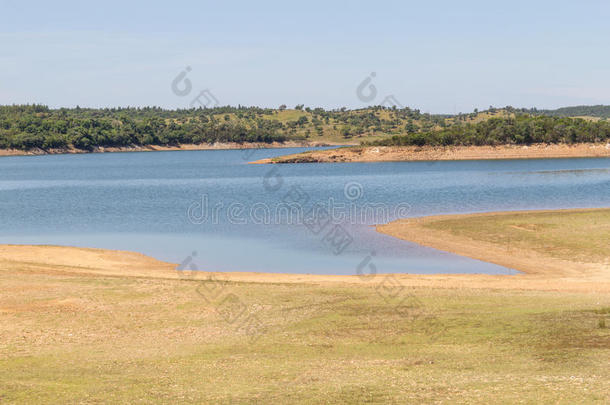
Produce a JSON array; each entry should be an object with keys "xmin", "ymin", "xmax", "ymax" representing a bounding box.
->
[
  {"xmin": 366, "ymin": 115, "xmax": 610, "ymax": 147},
  {"xmin": 0, "ymin": 105, "xmax": 287, "ymax": 150},
  {"xmin": 1, "ymin": 104, "xmax": 609, "ymax": 151},
  {"xmin": 0, "ymin": 104, "xmax": 451, "ymax": 150},
  {"xmin": 529, "ymin": 105, "xmax": 610, "ymax": 118}
]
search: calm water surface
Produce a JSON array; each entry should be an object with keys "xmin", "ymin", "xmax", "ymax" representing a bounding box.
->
[{"xmin": 0, "ymin": 148, "xmax": 608, "ymax": 275}]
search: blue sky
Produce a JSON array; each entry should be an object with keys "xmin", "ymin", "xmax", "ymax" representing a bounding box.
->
[{"xmin": 2, "ymin": 0, "xmax": 609, "ymax": 113}]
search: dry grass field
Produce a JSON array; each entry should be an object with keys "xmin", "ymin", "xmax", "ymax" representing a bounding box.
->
[{"xmin": 1, "ymin": 209, "xmax": 609, "ymax": 403}]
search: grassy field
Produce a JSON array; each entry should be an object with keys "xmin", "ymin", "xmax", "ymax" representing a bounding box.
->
[
  {"xmin": 2, "ymin": 270, "xmax": 609, "ymax": 403},
  {"xmin": 378, "ymin": 208, "xmax": 610, "ymax": 282},
  {"xmin": 1, "ymin": 209, "xmax": 609, "ymax": 403},
  {"xmin": 210, "ymin": 109, "xmax": 446, "ymax": 145},
  {"xmin": 422, "ymin": 209, "xmax": 610, "ymax": 265}
]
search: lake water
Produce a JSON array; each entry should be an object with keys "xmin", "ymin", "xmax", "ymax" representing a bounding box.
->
[{"xmin": 0, "ymin": 148, "xmax": 608, "ymax": 275}]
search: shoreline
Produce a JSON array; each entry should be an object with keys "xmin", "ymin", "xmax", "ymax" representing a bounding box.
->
[
  {"xmin": 3, "ymin": 206, "xmax": 609, "ymax": 292},
  {"xmin": 4, "ymin": 227, "xmax": 608, "ymax": 402},
  {"xmin": 250, "ymin": 142, "xmax": 610, "ymax": 164},
  {"xmin": 376, "ymin": 208, "xmax": 610, "ymax": 284},
  {"xmin": 0, "ymin": 141, "xmax": 348, "ymax": 157}
]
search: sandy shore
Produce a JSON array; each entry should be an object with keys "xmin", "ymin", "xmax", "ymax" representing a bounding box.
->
[
  {"xmin": 2, "ymin": 238, "xmax": 608, "ymax": 293},
  {"xmin": 0, "ymin": 140, "xmax": 343, "ymax": 157},
  {"xmin": 251, "ymin": 143, "xmax": 610, "ymax": 163},
  {"xmin": 377, "ymin": 209, "xmax": 610, "ymax": 289}
]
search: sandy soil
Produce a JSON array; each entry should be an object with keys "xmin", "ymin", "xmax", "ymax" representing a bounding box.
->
[
  {"xmin": 251, "ymin": 143, "xmax": 610, "ymax": 164},
  {"xmin": 0, "ymin": 140, "xmax": 343, "ymax": 157},
  {"xmin": 2, "ymin": 238, "xmax": 608, "ymax": 293}
]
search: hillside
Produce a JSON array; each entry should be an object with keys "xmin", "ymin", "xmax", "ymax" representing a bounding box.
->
[
  {"xmin": 2, "ymin": 104, "xmax": 610, "ymax": 154},
  {"xmin": 533, "ymin": 105, "xmax": 610, "ymax": 119},
  {"xmin": 0, "ymin": 105, "xmax": 450, "ymax": 152},
  {"xmin": 368, "ymin": 115, "xmax": 610, "ymax": 147}
]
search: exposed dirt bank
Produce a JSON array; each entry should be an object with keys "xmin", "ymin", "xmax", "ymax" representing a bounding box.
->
[{"xmin": 250, "ymin": 143, "xmax": 610, "ymax": 164}]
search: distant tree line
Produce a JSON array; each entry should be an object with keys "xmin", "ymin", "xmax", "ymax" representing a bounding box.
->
[
  {"xmin": 0, "ymin": 105, "xmax": 286, "ymax": 150},
  {"xmin": 0, "ymin": 104, "xmax": 451, "ymax": 150},
  {"xmin": 2, "ymin": 105, "xmax": 610, "ymax": 151},
  {"xmin": 526, "ymin": 105, "xmax": 610, "ymax": 119},
  {"xmin": 366, "ymin": 115, "xmax": 610, "ymax": 147}
]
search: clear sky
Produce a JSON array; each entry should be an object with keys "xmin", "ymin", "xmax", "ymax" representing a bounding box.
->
[{"xmin": 2, "ymin": 0, "xmax": 609, "ymax": 113}]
